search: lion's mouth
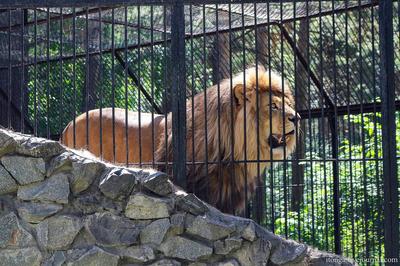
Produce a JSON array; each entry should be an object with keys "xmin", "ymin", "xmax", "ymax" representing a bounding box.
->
[{"xmin": 268, "ymin": 130, "xmax": 295, "ymax": 149}]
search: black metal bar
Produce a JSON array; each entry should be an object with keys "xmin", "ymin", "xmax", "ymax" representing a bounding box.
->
[
  {"xmin": 297, "ymin": 100, "xmax": 400, "ymax": 119},
  {"xmin": 114, "ymin": 52, "xmax": 162, "ymax": 114},
  {"xmin": 170, "ymin": 0, "xmax": 186, "ymax": 188},
  {"xmin": 378, "ymin": 0, "xmax": 399, "ymax": 263}
]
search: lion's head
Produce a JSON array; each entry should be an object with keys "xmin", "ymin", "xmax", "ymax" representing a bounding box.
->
[
  {"xmin": 231, "ymin": 65, "xmax": 299, "ymax": 164},
  {"xmin": 156, "ymin": 65, "xmax": 300, "ymax": 214}
]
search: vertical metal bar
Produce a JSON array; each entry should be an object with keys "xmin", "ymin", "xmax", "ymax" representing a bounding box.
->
[
  {"xmin": 202, "ymin": 4, "xmax": 209, "ymax": 202},
  {"xmin": 344, "ymin": 0, "xmax": 356, "ymax": 258},
  {"xmin": 137, "ymin": 5, "xmax": 142, "ymax": 167},
  {"xmin": 72, "ymin": 8, "xmax": 76, "ymax": 147},
  {"xmin": 59, "ymin": 8, "xmax": 63, "ymax": 139},
  {"xmin": 8, "ymin": 10, "xmax": 11, "ymax": 129},
  {"xmin": 150, "ymin": 5, "xmax": 155, "ymax": 168},
  {"xmin": 378, "ymin": 0, "xmax": 399, "ymax": 262},
  {"xmin": 216, "ymin": 3, "xmax": 223, "ymax": 210},
  {"xmin": 85, "ymin": 8, "xmax": 89, "ymax": 147},
  {"xmin": 20, "ymin": 9, "xmax": 25, "ymax": 133},
  {"xmin": 111, "ymin": 8, "xmax": 116, "ymax": 163},
  {"xmin": 163, "ymin": 5, "xmax": 168, "ymax": 171},
  {"xmin": 331, "ymin": 0, "xmax": 341, "ymax": 255},
  {"xmin": 46, "ymin": 8, "xmax": 50, "ymax": 139},
  {"xmin": 241, "ymin": 2, "xmax": 248, "ymax": 218},
  {"xmin": 171, "ymin": 0, "xmax": 187, "ymax": 188},
  {"xmin": 34, "ymin": 9, "xmax": 38, "ymax": 136},
  {"xmin": 99, "ymin": 8, "xmax": 103, "ymax": 160},
  {"xmin": 124, "ymin": 5, "xmax": 129, "ymax": 166},
  {"xmin": 190, "ymin": 4, "xmax": 196, "ymax": 193}
]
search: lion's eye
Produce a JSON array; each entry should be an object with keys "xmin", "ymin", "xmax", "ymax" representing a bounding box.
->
[{"xmin": 270, "ymin": 103, "xmax": 278, "ymax": 110}]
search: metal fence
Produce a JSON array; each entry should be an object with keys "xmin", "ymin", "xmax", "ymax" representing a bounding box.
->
[{"xmin": 0, "ymin": 0, "xmax": 398, "ymax": 264}]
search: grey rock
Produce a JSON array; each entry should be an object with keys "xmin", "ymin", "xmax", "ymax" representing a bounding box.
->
[
  {"xmin": 66, "ymin": 246, "xmax": 119, "ymax": 266},
  {"xmin": 72, "ymin": 190, "xmax": 123, "ymax": 214},
  {"xmin": 99, "ymin": 168, "xmax": 137, "ymax": 199},
  {"xmin": 16, "ymin": 137, "xmax": 65, "ymax": 158},
  {"xmin": 43, "ymin": 251, "xmax": 66, "ymax": 266},
  {"xmin": 169, "ymin": 212, "xmax": 186, "ymax": 235},
  {"xmin": 269, "ymin": 239, "xmax": 308, "ymax": 265},
  {"xmin": 186, "ymin": 215, "xmax": 235, "ymax": 241},
  {"xmin": 1, "ymin": 155, "xmax": 45, "ymax": 185},
  {"xmin": 17, "ymin": 202, "xmax": 63, "ymax": 223},
  {"xmin": 85, "ymin": 212, "xmax": 140, "ymax": 246},
  {"xmin": 0, "ymin": 247, "xmax": 42, "ymax": 266},
  {"xmin": 159, "ymin": 236, "xmax": 213, "ymax": 261},
  {"xmin": 307, "ymin": 249, "xmax": 356, "ymax": 266},
  {"xmin": 119, "ymin": 245, "xmax": 155, "ymax": 263},
  {"xmin": 17, "ymin": 172, "xmax": 70, "ymax": 204},
  {"xmin": 149, "ymin": 259, "xmax": 181, "ymax": 266},
  {"xmin": 141, "ymin": 170, "xmax": 174, "ymax": 196},
  {"xmin": 175, "ymin": 192, "xmax": 208, "ymax": 215},
  {"xmin": 0, "ymin": 165, "xmax": 18, "ymax": 195},
  {"xmin": 125, "ymin": 193, "xmax": 171, "ymax": 220},
  {"xmin": 215, "ymin": 259, "xmax": 240, "ymax": 266},
  {"xmin": 0, "ymin": 129, "xmax": 18, "ymax": 157},
  {"xmin": 36, "ymin": 215, "xmax": 82, "ymax": 250},
  {"xmin": 70, "ymin": 158, "xmax": 105, "ymax": 194},
  {"xmin": 46, "ymin": 152, "xmax": 73, "ymax": 176},
  {"xmin": 214, "ymin": 236, "xmax": 242, "ymax": 255},
  {"xmin": 0, "ymin": 212, "xmax": 36, "ymax": 248},
  {"xmin": 140, "ymin": 218, "xmax": 170, "ymax": 245},
  {"xmin": 241, "ymin": 222, "xmax": 257, "ymax": 241},
  {"xmin": 232, "ymin": 238, "xmax": 271, "ymax": 266}
]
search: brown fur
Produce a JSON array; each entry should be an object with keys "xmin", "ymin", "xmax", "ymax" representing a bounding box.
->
[
  {"xmin": 61, "ymin": 65, "xmax": 299, "ymax": 214},
  {"xmin": 156, "ymin": 65, "xmax": 298, "ymax": 213}
]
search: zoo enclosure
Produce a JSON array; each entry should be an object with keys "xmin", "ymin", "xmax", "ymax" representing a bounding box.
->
[{"xmin": 0, "ymin": 0, "xmax": 399, "ymax": 264}]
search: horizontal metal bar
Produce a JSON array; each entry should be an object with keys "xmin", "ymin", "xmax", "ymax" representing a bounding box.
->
[{"xmin": 298, "ymin": 100, "xmax": 400, "ymax": 119}]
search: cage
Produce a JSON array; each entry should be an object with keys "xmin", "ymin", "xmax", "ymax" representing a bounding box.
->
[{"xmin": 0, "ymin": 0, "xmax": 398, "ymax": 264}]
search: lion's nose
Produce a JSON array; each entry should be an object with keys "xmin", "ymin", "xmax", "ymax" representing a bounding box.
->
[{"xmin": 288, "ymin": 113, "xmax": 301, "ymax": 124}]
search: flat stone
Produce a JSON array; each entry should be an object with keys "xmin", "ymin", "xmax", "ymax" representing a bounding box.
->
[
  {"xmin": 125, "ymin": 193, "xmax": 171, "ymax": 220},
  {"xmin": 36, "ymin": 215, "xmax": 82, "ymax": 250},
  {"xmin": 17, "ymin": 172, "xmax": 70, "ymax": 204},
  {"xmin": 159, "ymin": 236, "xmax": 213, "ymax": 261},
  {"xmin": 85, "ymin": 212, "xmax": 140, "ymax": 247},
  {"xmin": 241, "ymin": 222, "xmax": 257, "ymax": 241},
  {"xmin": 0, "ymin": 212, "xmax": 36, "ymax": 248},
  {"xmin": 16, "ymin": 137, "xmax": 65, "ymax": 158},
  {"xmin": 169, "ymin": 212, "xmax": 186, "ymax": 235},
  {"xmin": 1, "ymin": 155, "xmax": 45, "ymax": 185},
  {"xmin": 17, "ymin": 202, "xmax": 63, "ymax": 223},
  {"xmin": 0, "ymin": 129, "xmax": 18, "ymax": 157},
  {"xmin": 269, "ymin": 238, "xmax": 308, "ymax": 265},
  {"xmin": 119, "ymin": 245, "xmax": 155, "ymax": 263},
  {"xmin": 0, "ymin": 247, "xmax": 42, "ymax": 266},
  {"xmin": 140, "ymin": 218, "xmax": 170, "ymax": 245},
  {"xmin": 141, "ymin": 170, "xmax": 174, "ymax": 196},
  {"xmin": 66, "ymin": 246, "xmax": 119, "ymax": 266},
  {"xmin": 149, "ymin": 259, "xmax": 181, "ymax": 266},
  {"xmin": 214, "ymin": 236, "xmax": 242, "ymax": 255},
  {"xmin": 186, "ymin": 215, "xmax": 235, "ymax": 241},
  {"xmin": 175, "ymin": 192, "xmax": 208, "ymax": 215},
  {"xmin": 307, "ymin": 249, "xmax": 356, "ymax": 266},
  {"xmin": 99, "ymin": 168, "xmax": 137, "ymax": 199},
  {"xmin": 70, "ymin": 159, "xmax": 105, "ymax": 194},
  {"xmin": 43, "ymin": 251, "xmax": 66, "ymax": 266},
  {"xmin": 215, "ymin": 259, "xmax": 240, "ymax": 266},
  {"xmin": 232, "ymin": 238, "xmax": 271, "ymax": 266},
  {"xmin": 0, "ymin": 165, "xmax": 18, "ymax": 195},
  {"xmin": 46, "ymin": 152, "xmax": 73, "ymax": 176}
]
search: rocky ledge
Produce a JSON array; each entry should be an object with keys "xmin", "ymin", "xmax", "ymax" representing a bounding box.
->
[{"xmin": 0, "ymin": 128, "xmax": 356, "ymax": 266}]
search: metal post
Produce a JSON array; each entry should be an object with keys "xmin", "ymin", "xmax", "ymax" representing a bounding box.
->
[
  {"xmin": 329, "ymin": 114, "xmax": 341, "ymax": 254},
  {"xmin": 378, "ymin": 0, "xmax": 399, "ymax": 263},
  {"xmin": 171, "ymin": 0, "xmax": 186, "ymax": 188}
]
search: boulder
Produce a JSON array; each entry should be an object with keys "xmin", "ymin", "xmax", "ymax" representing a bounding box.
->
[
  {"xmin": 0, "ymin": 165, "xmax": 18, "ymax": 195},
  {"xmin": 159, "ymin": 236, "xmax": 213, "ymax": 261},
  {"xmin": 1, "ymin": 155, "xmax": 45, "ymax": 185},
  {"xmin": 125, "ymin": 193, "xmax": 171, "ymax": 220},
  {"xmin": 140, "ymin": 218, "xmax": 170, "ymax": 245},
  {"xmin": 17, "ymin": 202, "xmax": 63, "ymax": 223},
  {"xmin": 0, "ymin": 247, "xmax": 42, "ymax": 266}
]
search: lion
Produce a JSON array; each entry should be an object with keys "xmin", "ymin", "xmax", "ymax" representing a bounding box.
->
[{"xmin": 61, "ymin": 65, "xmax": 300, "ymax": 214}]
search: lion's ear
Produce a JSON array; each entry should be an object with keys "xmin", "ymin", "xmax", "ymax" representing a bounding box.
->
[{"xmin": 233, "ymin": 84, "xmax": 253, "ymax": 105}]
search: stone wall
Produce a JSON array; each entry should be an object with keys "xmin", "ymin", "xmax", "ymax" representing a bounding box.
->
[{"xmin": 0, "ymin": 128, "xmax": 356, "ymax": 266}]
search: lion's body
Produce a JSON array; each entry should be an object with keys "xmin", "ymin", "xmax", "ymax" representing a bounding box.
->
[{"xmin": 61, "ymin": 66, "xmax": 298, "ymax": 214}]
